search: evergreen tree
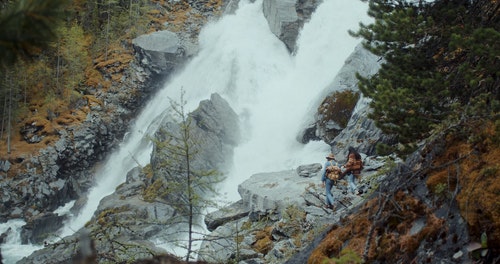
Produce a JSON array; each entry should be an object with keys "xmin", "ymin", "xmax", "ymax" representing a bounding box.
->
[
  {"xmin": 0, "ymin": 0, "xmax": 67, "ymax": 66},
  {"xmin": 0, "ymin": 0, "xmax": 67, "ymax": 135},
  {"xmin": 351, "ymin": 0, "xmax": 500, "ymax": 156}
]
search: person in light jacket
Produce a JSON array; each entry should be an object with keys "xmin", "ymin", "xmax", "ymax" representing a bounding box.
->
[{"xmin": 321, "ymin": 153, "xmax": 340, "ymax": 210}]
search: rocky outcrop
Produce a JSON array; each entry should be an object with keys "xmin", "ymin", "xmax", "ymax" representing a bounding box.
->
[
  {"xmin": 17, "ymin": 166, "xmax": 176, "ymax": 264},
  {"xmin": 149, "ymin": 92, "xmax": 240, "ymax": 215},
  {"xmin": 150, "ymin": 93, "xmax": 240, "ymax": 178},
  {"xmin": 20, "ymin": 213, "xmax": 66, "ymax": 245},
  {"xmin": 329, "ymin": 96, "xmax": 397, "ymax": 159},
  {"xmin": 297, "ymin": 43, "xmax": 394, "ymax": 158},
  {"xmin": 132, "ymin": 30, "xmax": 195, "ymax": 75},
  {"xmin": 198, "ymin": 159, "xmax": 385, "ymax": 263},
  {"xmin": 320, "ymin": 44, "xmax": 381, "ymax": 142},
  {"xmin": 238, "ymin": 169, "xmax": 320, "ymax": 213},
  {"xmin": 189, "ymin": 93, "xmax": 241, "ymax": 172},
  {"xmin": 263, "ymin": 0, "xmax": 320, "ymax": 53},
  {"xmin": 263, "ymin": 0, "xmax": 299, "ymax": 52}
]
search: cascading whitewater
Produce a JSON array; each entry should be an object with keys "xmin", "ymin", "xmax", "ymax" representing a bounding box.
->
[
  {"xmin": 1, "ymin": 0, "xmax": 370, "ymax": 262},
  {"xmin": 219, "ymin": 0, "xmax": 371, "ymax": 200},
  {"xmin": 0, "ymin": 220, "xmax": 42, "ymax": 264}
]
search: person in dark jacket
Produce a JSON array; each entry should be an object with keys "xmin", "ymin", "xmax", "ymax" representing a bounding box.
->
[{"xmin": 342, "ymin": 147, "xmax": 363, "ymax": 195}]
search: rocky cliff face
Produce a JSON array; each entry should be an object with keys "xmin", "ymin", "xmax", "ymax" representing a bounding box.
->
[
  {"xmin": 303, "ymin": 139, "xmax": 479, "ymax": 264},
  {"xmin": 0, "ymin": 55, "xmax": 163, "ymax": 223}
]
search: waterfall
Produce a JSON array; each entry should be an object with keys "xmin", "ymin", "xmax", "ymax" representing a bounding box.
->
[
  {"xmin": 1, "ymin": 0, "xmax": 370, "ymax": 262},
  {"xmin": 220, "ymin": 0, "xmax": 371, "ymax": 200}
]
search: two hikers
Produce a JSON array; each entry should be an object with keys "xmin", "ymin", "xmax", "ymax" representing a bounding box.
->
[{"xmin": 321, "ymin": 147, "xmax": 363, "ymax": 210}]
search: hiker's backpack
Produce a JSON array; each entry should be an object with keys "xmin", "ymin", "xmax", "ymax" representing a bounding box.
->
[
  {"xmin": 351, "ymin": 159, "xmax": 363, "ymax": 171},
  {"xmin": 352, "ymin": 159, "xmax": 363, "ymax": 179},
  {"xmin": 326, "ymin": 161, "xmax": 341, "ymax": 181}
]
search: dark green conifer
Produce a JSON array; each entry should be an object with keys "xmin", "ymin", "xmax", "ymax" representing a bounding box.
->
[
  {"xmin": 351, "ymin": 0, "xmax": 500, "ymax": 156},
  {"xmin": 0, "ymin": 0, "xmax": 67, "ymax": 66}
]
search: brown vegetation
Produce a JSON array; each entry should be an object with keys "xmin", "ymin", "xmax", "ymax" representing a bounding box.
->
[
  {"xmin": 428, "ymin": 121, "xmax": 500, "ymax": 252},
  {"xmin": 309, "ymin": 120, "xmax": 500, "ymax": 263},
  {"xmin": 308, "ymin": 191, "xmax": 445, "ymax": 263},
  {"xmin": 318, "ymin": 90, "xmax": 360, "ymax": 129},
  {"xmin": 253, "ymin": 226, "xmax": 274, "ymax": 255}
]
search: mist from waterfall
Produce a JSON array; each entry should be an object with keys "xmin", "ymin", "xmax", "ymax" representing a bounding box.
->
[{"xmin": 1, "ymin": 0, "xmax": 370, "ymax": 262}]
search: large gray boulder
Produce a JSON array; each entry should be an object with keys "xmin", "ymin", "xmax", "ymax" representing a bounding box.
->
[
  {"xmin": 204, "ymin": 199, "xmax": 249, "ymax": 231},
  {"xmin": 238, "ymin": 169, "xmax": 317, "ymax": 213},
  {"xmin": 132, "ymin": 30, "xmax": 191, "ymax": 75},
  {"xmin": 190, "ymin": 93, "xmax": 241, "ymax": 172},
  {"xmin": 263, "ymin": 0, "xmax": 321, "ymax": 52},
  {"xmin": 152, "ymin": 93, "xmax": 240, "ymax": 175}
]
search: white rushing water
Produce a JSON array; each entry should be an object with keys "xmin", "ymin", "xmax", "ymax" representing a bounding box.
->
[
  {"xmin": 1, "ymin": 0, "xmax": 370, "ymax": 262},
  {"xmin": 219, "ymin": 0, "xmax": 371, "ymax": 200},
  {"xmin": 0, "ymin": 220, "xmax": 43, "ymax": 264}
]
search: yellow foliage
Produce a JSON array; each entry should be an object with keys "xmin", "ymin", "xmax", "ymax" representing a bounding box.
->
[
  {"xmin": 143, "ymin": 179, "xmax": 164, "ymax": 202},
  {"xmin": 95, "ymin": 206, "xmax": 128, "ymax": 227},
  {"xmin": 55, "ymin": 109, "xmax": 87, "ymax": 126},
  {"xmin": 84, "ymin": 95, "xmax": 103, "ymax": 107},
  {"xmin": 148, "ymin": 9, "xmax": 161, "ymax": 15}
]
